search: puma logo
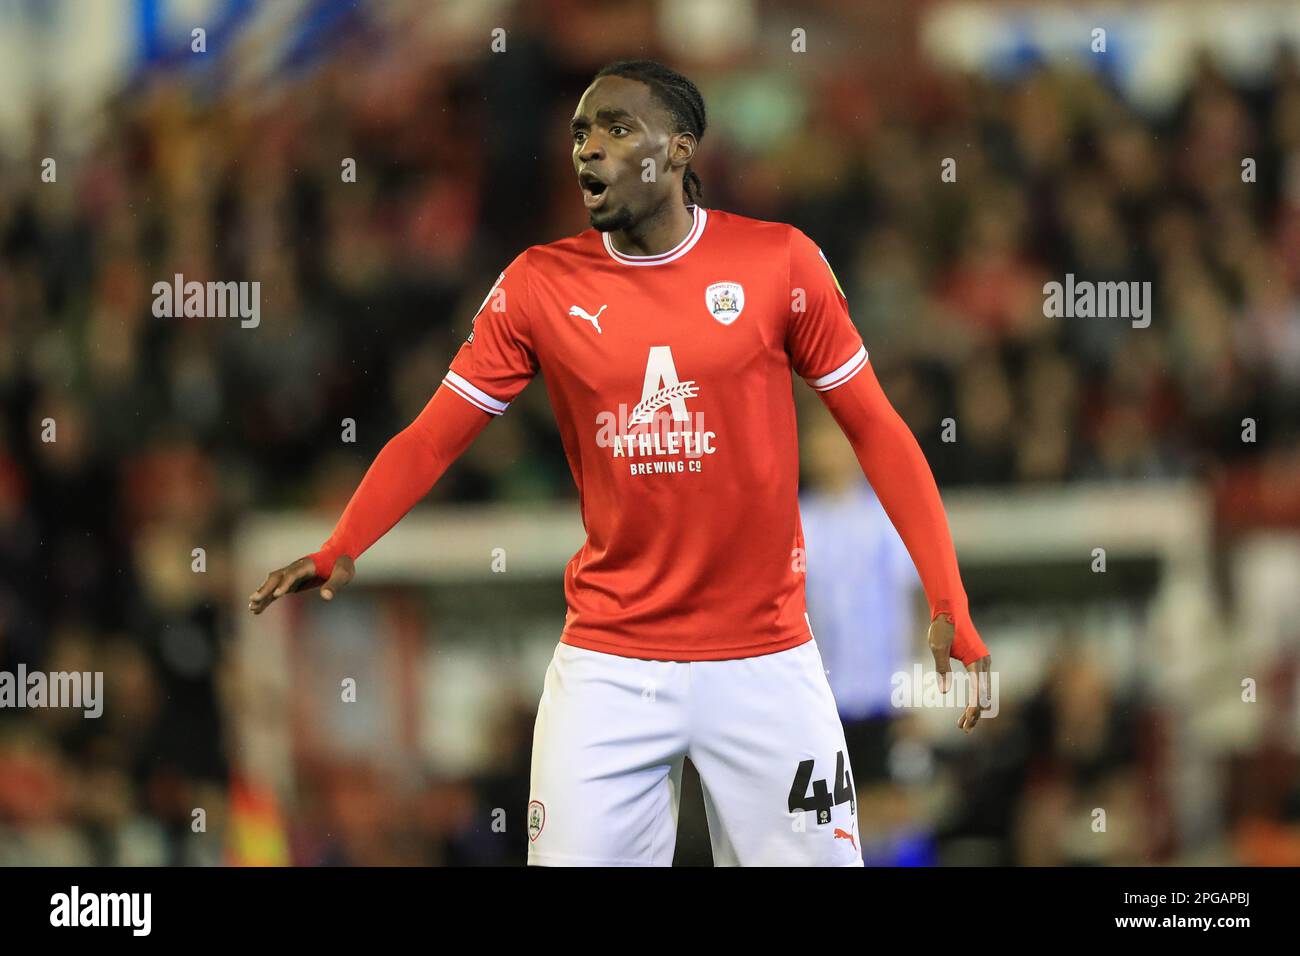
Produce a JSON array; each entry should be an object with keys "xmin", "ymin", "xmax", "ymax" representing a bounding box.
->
[
  {"xmin": 834, "ymin": 827, "xmax": 857, "ymax": 851},
  {"xmin": 568, "ymin": 304, "xmax": 607, "ymax": 334}
]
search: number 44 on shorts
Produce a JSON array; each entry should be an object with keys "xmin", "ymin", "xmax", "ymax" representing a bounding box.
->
[{"xmin": 787, "ymin": 750, "xmax": 855, "ymax": 826}]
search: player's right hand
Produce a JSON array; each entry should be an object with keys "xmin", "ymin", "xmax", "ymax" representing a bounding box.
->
[{"xmin": 247, "ymin": 555, "xmax": 355, "ymax": 614}]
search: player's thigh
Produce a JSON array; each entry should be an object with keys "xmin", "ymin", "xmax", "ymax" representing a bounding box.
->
[
  {"xmin": 690, "ymin": 639, "xmax": 863, "ymax": 866},
  {"xmin": 527, "ymin": 642, "xmax": 688, "ymax": 866}
]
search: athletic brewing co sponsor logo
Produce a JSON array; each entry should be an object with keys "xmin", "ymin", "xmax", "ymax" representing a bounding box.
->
[
  {"xmin": 594, "ymin": 346, "xmax": 718, "ymax": 477},
  {"xmin": 527, "ymin": 800, "xmax": 546, "ymax": 842},
  {"xmin": 705, "ymin": 281, "xmax": 744, "ymax": 324},
  {"xmin": 628, "ymin": 354, "xmax": 697, "ymax": 425}
]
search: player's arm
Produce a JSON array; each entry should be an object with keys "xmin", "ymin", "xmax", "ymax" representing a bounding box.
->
[
  {"xmin": 786, "ymin": 228, "xmax": 990, "ymax": 731},
  {"xmin": 249, "ymin": 254, "xmax": 540, "ymax": 614},
  {"xmin": 247, "ymin": 389, "xmax": 491, "ymax": 613},
  {"xmin": 815, "ymin": 363, "xmax": 990, "ymax": 719}
]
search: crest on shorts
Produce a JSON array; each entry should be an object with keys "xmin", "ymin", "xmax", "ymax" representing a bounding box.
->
[
  {"xmin": 527, "ymin": 800, "xmax": 546, "ymax": 842},
  {"xmin": 705, "ymin": 281, "xmax": 744, "ymax": 325}
]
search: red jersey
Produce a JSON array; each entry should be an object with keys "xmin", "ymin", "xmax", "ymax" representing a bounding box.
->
[{"xmin": 444, "ymin": 205, "xmax": 868, "ymax": 661}]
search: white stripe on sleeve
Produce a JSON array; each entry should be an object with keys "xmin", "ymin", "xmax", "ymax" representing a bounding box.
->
[
  {"xmin": 808, "ymin": 345, "xmax": 868, "ymax": 392},
  {"xmin": 442, "ymin": 370, "xmax": 509, "ymax": 415}
]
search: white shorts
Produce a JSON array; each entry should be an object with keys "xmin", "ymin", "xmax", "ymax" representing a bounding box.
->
[{"xmin": 526, "ymin": 638, "xmax": 863, "ymax": 866}]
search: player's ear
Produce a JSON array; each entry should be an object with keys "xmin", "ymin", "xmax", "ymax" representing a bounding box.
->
[{"xmin": 669, "ymin": 131, "xmax": 696, "ymax": 171}]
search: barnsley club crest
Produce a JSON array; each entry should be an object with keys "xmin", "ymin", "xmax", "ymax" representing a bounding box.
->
[
  {"xmin": 705, "ymin": 281, "xmax": 744, "ymax": 325},
  {"xmin": 527, "ymin": 800, "xmax": 546, "ymax": 842}
]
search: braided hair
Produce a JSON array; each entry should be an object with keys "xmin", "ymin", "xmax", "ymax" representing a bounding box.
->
[{"xmin": 593, "ymin": 60, "xmax": 706, "ymax": 207}]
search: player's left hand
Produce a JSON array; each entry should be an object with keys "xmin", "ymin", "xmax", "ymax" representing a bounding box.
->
[
  {"xmin": 247, "ymin": 554, "xmax": 355, "ymax": 614},
  {"xmin": 927, "ymin": 613, "xmax": 992, "ymax": 734}
]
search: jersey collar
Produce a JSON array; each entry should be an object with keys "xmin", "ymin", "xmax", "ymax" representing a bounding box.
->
[{"xmin": 602, "ymin": 204, "xmax": 707, "ymax": 267}]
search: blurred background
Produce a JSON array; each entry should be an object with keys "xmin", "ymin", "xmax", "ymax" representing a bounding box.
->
[{"xmin": 1, "ymin": 0, "xmax": 1299, "ymax": 866}]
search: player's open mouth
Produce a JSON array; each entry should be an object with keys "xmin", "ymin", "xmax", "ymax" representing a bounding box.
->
[{"xmin": 579, "ymin": 171, "xmax": 609, "ymax": 210}]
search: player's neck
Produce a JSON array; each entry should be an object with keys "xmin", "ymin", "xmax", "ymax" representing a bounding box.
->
[{"xmin": 607, "ymin": 200, "xmax": 696, "ymax": 258}]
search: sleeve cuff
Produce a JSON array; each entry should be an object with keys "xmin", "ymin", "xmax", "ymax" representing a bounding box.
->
[{"xmin": 311, "ymin": 549, "xmax": 336, "ymax": 581}]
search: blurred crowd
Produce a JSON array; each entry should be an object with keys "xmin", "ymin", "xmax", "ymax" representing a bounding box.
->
[{"xmin": 1, "ymin": 3, "xmax": 1299, "ymax": 865}]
